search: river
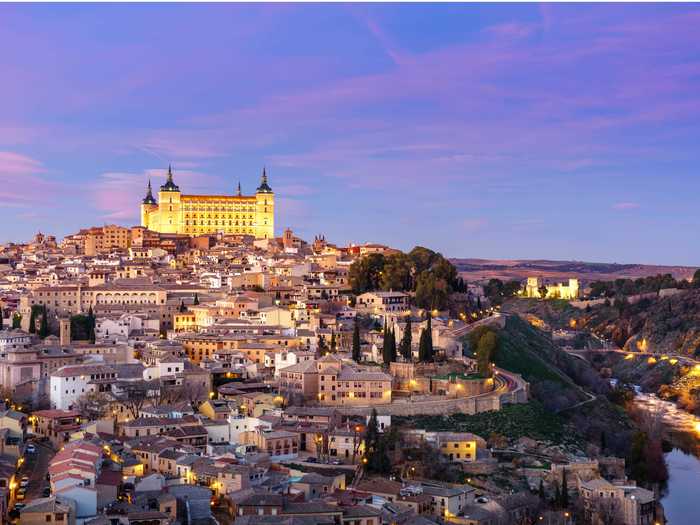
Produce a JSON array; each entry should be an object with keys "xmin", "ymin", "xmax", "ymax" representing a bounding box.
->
[{"xmin": 634, "ymin": 392, "xmax": 700, "ymax": 524}]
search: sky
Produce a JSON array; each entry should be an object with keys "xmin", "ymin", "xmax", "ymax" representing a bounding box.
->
[{"xmin": 1, "ymin": 4, "xmax": 700, "ymax": 266}]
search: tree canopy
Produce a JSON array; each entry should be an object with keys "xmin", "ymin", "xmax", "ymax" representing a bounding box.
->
[{"xmin": 348, "ymin": 246, "xmax": 463, "ymax": 310}]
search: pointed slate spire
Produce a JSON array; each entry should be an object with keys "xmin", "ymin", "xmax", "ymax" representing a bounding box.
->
[
  {"xmin": 237, "ymin": 181, "xmax": 242, "ymax": 196},
  {"xmin": 160, "ymin": 164, "xmax": 180, "ymax": 192},
  {"xmin": 256, "ymin": 166, "xmax": 272, "ymax": 193},
  {"xmin": 142, "ymin": 179, "xmax": 156, "ymax": 204}
]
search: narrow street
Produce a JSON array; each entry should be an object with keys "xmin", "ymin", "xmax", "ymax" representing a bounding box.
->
[{"xmin": 19, "ymin": 441, "xmax": 54, "ymax": 501}]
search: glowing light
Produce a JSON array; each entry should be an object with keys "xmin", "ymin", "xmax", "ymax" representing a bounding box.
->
[
  {"xmin": 647, "ymin": 357, "xmax": 657, "ymax": 364},
  {"xmin": 670, "ymin": 358, "xmax": 678, "ymax": 365},
  {"xmin": 624, "ymin": 353, "xmax": 635, "ymax": 360},
  {"xmin": 660, "ymin": 355, "xmax": 669, "ymax": 361},
  {"xmin": 694, "ymin": 422, "xmax": 700, "ymax": 433}
]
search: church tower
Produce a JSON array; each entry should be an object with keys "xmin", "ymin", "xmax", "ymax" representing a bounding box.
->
[
  {"xmin": 255, "ymin": 168, "xmax": 275, "ymax": 239},
  {"xmin": 157, "ymin": 165, "xmax": 181, "ymax": 234},
  {"xmin": 140, "ymin": 179, "xmax": 158, "ymax": 229}
]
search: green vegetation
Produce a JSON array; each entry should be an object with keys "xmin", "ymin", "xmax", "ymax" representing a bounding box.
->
[
  {"xmin": 467, "ymin": 325, "xmax": 498, "ymax": 377},
  {"xmin": 399, "ymin": 317, "xmax": 412, "ymax": 360},
  {"xmin": 589, "ymin": 273, "xmax": 693, "ymax": 298},
  {"xmin": 70, "ymin": 307, "xmax": 96, "ymax": 343},
  {"xmin": 483, "ymin": 278, "xmax": 522, "ymax": 305},
  {"xmin": 418, "ymin": 313, "xmax": 434, "ymax": 362},
  {"xmin": 348, "ymin": 246, "xmax": 465, "ymax": 310},
  {"xmin": 352, "ymin": 319, "xmax": 361, "ymax": 362},
  {"xmin": 395, "ymin": 402, "xmax": 578, "ymax": 445}
]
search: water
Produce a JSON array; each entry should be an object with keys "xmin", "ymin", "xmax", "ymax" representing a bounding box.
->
[
  {"xmin": 661, "ymin": 449, "xmax": 700, "ymax": 524},
  {"xmin": 632, "ymin": 390, "xmax": 700, "ymax": 524}
]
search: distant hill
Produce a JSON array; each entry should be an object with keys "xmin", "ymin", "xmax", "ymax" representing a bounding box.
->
[{"xmin": 451, "ymin": 258, "xmax": 697, "ymax": 284}]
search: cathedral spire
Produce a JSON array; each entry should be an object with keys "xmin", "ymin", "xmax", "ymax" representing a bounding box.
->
[
  {"xmin": 256, "ymin": 166, "xmax": 272, "ymax": 193},
  {"xmin": 237, "ymin": 181, "xmax": 242, "ymax": 196}
]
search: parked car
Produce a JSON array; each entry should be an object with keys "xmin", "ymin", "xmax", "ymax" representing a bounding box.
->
[
  {"xmin": 19, "ymin": 477, "xmax": 29, "ymax": 488},
  {"xmin": 15, "ymin": 490, "xmax": 25, "ymax": 501},
  {"xmin": 42, "ymin": 487, "xmax": 51, "ymax": 497},
  {"xmin": 13, "ymin": 503, "xmax": 26, "ymax": 511},
  {"xmin": 26, "ymin": 444, "xmax": 36, "ymax": 454},
  {"xmin": 305, "ymin": 457, "xmax": 317, "ymax": 463}
]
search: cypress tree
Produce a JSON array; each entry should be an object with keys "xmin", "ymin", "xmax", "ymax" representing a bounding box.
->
[
  {"xmin": 389, "ymin": 327, "xmax": 397, "ymax": 363},
  {"xmin": 562, "ymin": 469, "xmax": 569, "ymax": 507},
  {"xmin": 318, "ymin": 335, "xmax": 327, "ymax": 354},
  {"xmin": 28, "ymin": 306, "xmax": 37, "ymax": 334},
  {"xmin": 179, "ymin": 299, "xmax": 187, "ymax": 313},
  {"xmin": 0, "ymin": 308, "xmax": 3, "ymax": 330},
  {"xmin": 12, "ymin": 313, "xmax": 21, "ymax": 330},
  {"xmin": 39, "ymin": 305, "xmax": 49, "ymax": 338},
  {"xmin": 87, "ymin": 306, "xmax": 96, "ymax": 343},
  {"xmin": 538, "ymin": 479, "xmax": 545, "ymax": 500},
  {"xmin": 330, "ymin": 331, "xmax": 337, "ymax": 352},
  {"xmin": 382, "ymin": 322, "xmax": 392, "ymax": 365},
  {"xmin": 418, "ymin": 328, "xmax": 429, "ymax": 362},
  {"xmin": 399, "ymin": 318, "xmax": 412, "ymax": 360},
  {"xmin": 352, "ymin": 319, "xmax": 361, "ymax": 362}
]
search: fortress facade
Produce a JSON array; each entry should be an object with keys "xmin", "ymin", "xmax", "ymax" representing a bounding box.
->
[{"xmin": 140, "ymin": 166, "xmax": 275, "ymax": 239}]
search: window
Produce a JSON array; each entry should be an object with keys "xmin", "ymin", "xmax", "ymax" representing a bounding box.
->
[{"xmin": 46, "ymin": 515, "xmax": 52, "ymax": 522}]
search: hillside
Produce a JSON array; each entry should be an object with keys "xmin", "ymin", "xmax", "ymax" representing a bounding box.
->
[
  {"xmin": 452, "ymin": 258, "xmax": 696, "ymax": 284},
  {"xmin": 472, "ymin": 315, "xmax": 635, "ymax": 456},
  {"xmin": 503, "ymin": 289, "xmax": 700, "ymax": 356}
]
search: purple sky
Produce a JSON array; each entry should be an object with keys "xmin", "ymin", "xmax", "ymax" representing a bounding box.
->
[{"xmin": 1, "ymin": 4, "xmax": 700, "ymax": 265}]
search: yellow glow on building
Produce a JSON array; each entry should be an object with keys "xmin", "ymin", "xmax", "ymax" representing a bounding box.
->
[
  {"xmin": 647, "ymin": 357, "xmax": 657, "ymax": 364},
  {"xmin": 140, "ymin": 166, "xmax": 275, "ymax": 239}
]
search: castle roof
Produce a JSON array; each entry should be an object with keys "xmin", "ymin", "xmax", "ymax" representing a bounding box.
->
[
  {"xmin": 142, "ymin": 179, "xmax": 157, "ymax": 205},
  {"xmin": 256, "ymin": 168, "xmax": 273, "ymax": 193},
  {"xmin": 160, "ymin": 165, "xmax": 180, "ymax": 192}
]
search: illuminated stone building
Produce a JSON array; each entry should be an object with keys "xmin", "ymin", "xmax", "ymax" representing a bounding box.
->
[
  {"xmin": 525, "ymin": 277, "xmax": 580, "ymax": 300},
  {"xmin": 140, "ymin": 166, "xmax": 275, "ymax": 239}
]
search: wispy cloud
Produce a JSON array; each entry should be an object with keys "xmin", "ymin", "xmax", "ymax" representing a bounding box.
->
[{"xmin": 612, "ymin": 201, "xmax": 641, "ymax": 210}]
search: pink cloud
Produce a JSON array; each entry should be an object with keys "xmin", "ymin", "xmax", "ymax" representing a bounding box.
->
[{"xmin": 612, "ymin": 202, "xmax": 640, "ymax": 210}]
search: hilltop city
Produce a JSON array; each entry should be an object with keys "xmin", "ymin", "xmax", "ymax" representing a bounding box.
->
[{"xmin": 0, "ymin": 168, "xmax": 681, "ymax": 525}]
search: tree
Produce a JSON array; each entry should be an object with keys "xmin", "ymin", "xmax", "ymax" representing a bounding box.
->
[
  {"xmin": 193, "ymin": 293, "xmax": 200, "ymax": 305},
  {"xmin": 349, "ymin": 253, "xmax": 385, "ymax": 294},
  {"xmin": 388, "ymin": 327, "xmax": 397, "ymax": 363},
  {"xmin": 318, "ymin": 335, "xmax": 328, "ymax": 355},
  {"xmin": 475, "ymin": 330, "xmax": 498, "ymax": 377},
  {"xmin": 330, "ymin": 331, "xmax": 337, "ymax": 353},
  {"xmin": 111, "ymin": 381, "xmax": 157, "ymax": 420},
  {"xmin": 11, "ymin": 313, "xmax": 21, "ymax": 329},
  {"xmin": 399, "ymin": 318, "xmax": 412, "ymax": 360},
  {"xmin": 87, "ymin": 306, "xmax": 96, "ymax": 343},
  {"xmin": 561, "ymin": 468, "xmax": 569, "ymax": 507},
  {"xmin": 552, "ymin": 480, "xmax": 561, "ymax": 508},
  {"xmin": 382, "ymin": 323, "xmax": 395, "ymax": 365},
  {"xmin": 39, "ymin": 305, "xmax": 49, "ymax": 338},
  {"xmin": 352, "ymin": 320, "xmax": 361, "ymax": 362},
  {"xmin": 381, "ymin": 253, "xmax": 413, "ymax": 291},
  {"xmin": 538, "ymin": 284, "xmax": 549, "ymax": 299},
  {"xmin": 0, "ymin": 308, "xmax": 3, "ymax": 330},
  {"xmin": 414, "ymin": 271, "xmax": 450, "ymax": 310},
  {"xmin": 179, "ymin": 300, "xmax": 187, "ymax": 313},
  {"xmin": 364, "ymin": 409, "xmax": 391, "ymax": 474},
  {"xmin": 538, "ymin": 479, "xmax": 545, "ymax": 500},
  {"xmin": 28, "ymin": 305, "xmax": 38, "ymax": 334},
  {"xmin": 418, "ymin": 314, "xmax": 434, "ymax": 362},
  {"xmin": 694, "ymin": 268, "xmax": 700, "ymax": 287}
]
